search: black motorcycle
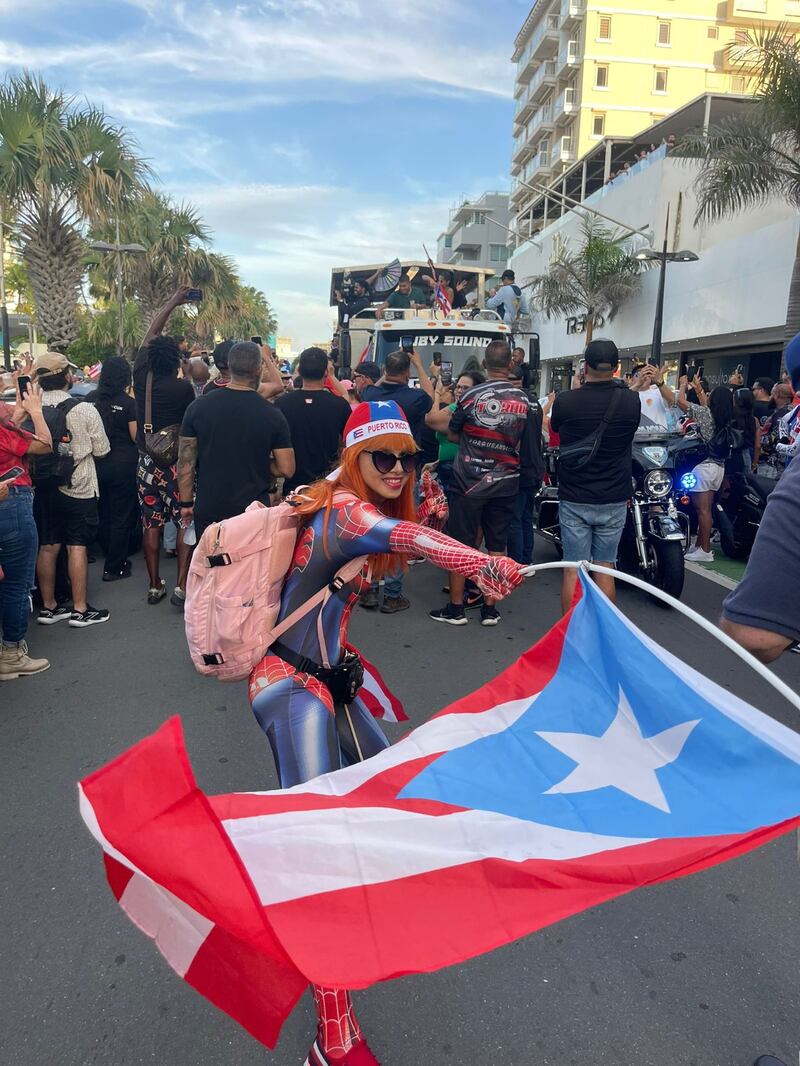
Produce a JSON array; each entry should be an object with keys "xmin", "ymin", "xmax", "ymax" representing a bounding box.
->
[
  {"xmin": 715, "ymin": 466, "xmax": 776, "ymax": 561},
  {"xmin": 535, "ymin": 433, "xmax": 702, "ymax": 601}
]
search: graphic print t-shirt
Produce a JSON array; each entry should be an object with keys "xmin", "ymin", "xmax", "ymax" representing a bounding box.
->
[{"xmin": 450, "ymin": 379, "xmax": 542, "ymax": 499}]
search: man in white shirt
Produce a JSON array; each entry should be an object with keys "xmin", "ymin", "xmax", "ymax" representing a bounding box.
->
[{"xmin": 32, "ymin": 352, "xmax": 112, "ymax": 628}]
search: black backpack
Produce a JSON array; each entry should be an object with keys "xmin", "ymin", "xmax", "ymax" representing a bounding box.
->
[
  {"xmin": 707, "ymin": 423, "xmax": 744, "ymax": 463},
  {"xmin": 28, "ymin": 397, "xmax": 83, "ymax": 487}
]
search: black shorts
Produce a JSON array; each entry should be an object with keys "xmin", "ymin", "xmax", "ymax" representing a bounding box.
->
[
  {"xmin": 446, "ymin": 491, "xmax": 516, "ymax": 553},
  {"xmin": 34, "ymin": 487, "xmax": 99, "ymax": 547}
]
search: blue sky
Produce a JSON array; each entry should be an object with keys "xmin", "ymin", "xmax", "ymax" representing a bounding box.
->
[{"xmin": 1, "ymin": 0, "xmax": 530, "ymax": 347}]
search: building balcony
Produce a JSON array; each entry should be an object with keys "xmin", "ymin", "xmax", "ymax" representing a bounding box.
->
[
  {"xmin": 513, "ymin": 131, "xmax": 537, "ymax": 167},
  {"xmin": 529, "ymin": 59, "xmax": 558, "ymax": 103},
  {"xmin": 556, "ymin": 40, "xmax": 581, "ymax": 79},
  {"xmin": 559, "ymin": 0, "xmax": 584, "ymax": 28},
  {"xmin": 514, "ymin": 83, "xmax": 537, "ymax": 126},
  {"xmin": 529, "ymin": 103, "xmax": 555, "ymax": 139},
  {"xmin": 516, "ymin": 40, "xmax": 536, "ymax": 84},
  {"xmin": 531, "ymin": 14, "xmax": 561, "ymax": 60},
  {"xmin": 553, "ymin": 85, "xmax": 578, "ymax": 125}
]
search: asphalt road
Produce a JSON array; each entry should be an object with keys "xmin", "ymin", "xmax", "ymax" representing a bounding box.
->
[{"xmin": 2, "ymin": 543, "xmax": 799, "ymax": 1066}]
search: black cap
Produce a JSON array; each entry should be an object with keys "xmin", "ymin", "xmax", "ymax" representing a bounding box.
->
[
  {"xmin": 354, "ymin": 361, "xmax": 381, "ymax": 382},
  {"xmin": 584, "ymin": 338, "xmax": 619, "ymax": 370}
]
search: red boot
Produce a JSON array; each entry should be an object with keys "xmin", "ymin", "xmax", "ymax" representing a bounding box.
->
[{"xmin": 305, "ymin": 1038, "xmax": 381, "ymax": 1065}]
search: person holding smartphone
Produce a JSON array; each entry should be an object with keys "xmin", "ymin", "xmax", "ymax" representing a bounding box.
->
[{"xmin": 0, "ymin": 379, "xmax": 53, "ymax": 679}]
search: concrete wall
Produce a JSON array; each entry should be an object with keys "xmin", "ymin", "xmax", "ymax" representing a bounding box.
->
[{"xmin": 510, "ymin": 151, "xmax": 799, "ymax": 369}]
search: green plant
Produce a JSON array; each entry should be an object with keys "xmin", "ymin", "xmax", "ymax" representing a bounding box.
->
[
  {"xmin": 672, "ymin": 27, "xmax": 800, "ymax": 345},
  {"xmin": 527, "ymin": 215, "xmax": 645, "ymax": 344},
  {"xmin": 0, "ymin": 72, "xmax": 149, "ymax": 349}
]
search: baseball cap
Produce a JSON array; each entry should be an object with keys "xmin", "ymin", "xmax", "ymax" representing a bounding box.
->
[
  {"xmin": 32, "ymin": 352, "xmax": 77, "ymax": 378},
  {"xmin": 353, "ymin": 361, "xmax": 381, "ymax": 383},
  {"xmin": 584, "ymin": 338, "xmax": 619, "ymax": 371},
  {"xmin": 343, "ymin": 401, "xmax": 414, "ymax": 450}
]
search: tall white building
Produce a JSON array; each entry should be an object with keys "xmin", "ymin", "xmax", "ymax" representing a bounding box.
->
[{"xmin": 436, "ymin": 191, "xmax": 511, "ymax": 282}]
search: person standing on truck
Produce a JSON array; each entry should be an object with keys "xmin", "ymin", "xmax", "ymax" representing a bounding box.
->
[
  {"xmin": 335, "ymin": 280, "xmax": 372, "ymax": 325},
  {"xmin": 374, "ymin": 274, "xmax": 428, "ymax": 316},
  {"xmin": 486, "ymin": 269, "xmax": 530, "ymax": 324}
]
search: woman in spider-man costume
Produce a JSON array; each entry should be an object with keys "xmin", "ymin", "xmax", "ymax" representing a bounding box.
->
[{"xmin": 248, "ymin": 400, "xmax": 524, "ymax": 1066}]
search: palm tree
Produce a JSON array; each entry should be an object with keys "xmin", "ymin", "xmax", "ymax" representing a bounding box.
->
[
  {"xmin": 671, "ymin": 28, "xmax": 800, "ymax": 346},
  {"xmin": 527, "ymin": 215, "xmax": 645, "ymax": 344},
  {"xmin": 195, "ymin": 282, "xmax": 278, "ymax": 343},
  {"xmin": 0, "ymin": 73, "xmax": 148, "ymax": 349},
  {"xmin": 89, "ymin": 192, "xmax": 237, "ymax": 329}
]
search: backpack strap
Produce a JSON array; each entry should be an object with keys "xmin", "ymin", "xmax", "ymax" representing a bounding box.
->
[
  {"xmin": 144, "ymin": 371, "xmax": 153, "ymax": 433},
  {"xmin": 267, "ymin": 554, "xmax": 368, "ymax": 661}
]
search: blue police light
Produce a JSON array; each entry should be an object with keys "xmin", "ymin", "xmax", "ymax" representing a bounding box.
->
[{"xmin": 680, "ymin": 472, "xmax": 698, "ymax": 491}]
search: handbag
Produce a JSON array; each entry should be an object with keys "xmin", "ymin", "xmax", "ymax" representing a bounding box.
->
[
  {"xmin": 558, "ymin": 384, "xmax": 626, "ymax": 472},
  {"xmin": 143, "ymin": 371, "xmax": 180, "ymax": 467},
  {"xmin": 707, "ymin": 423, "xmax": 745, "ymax": 462}
]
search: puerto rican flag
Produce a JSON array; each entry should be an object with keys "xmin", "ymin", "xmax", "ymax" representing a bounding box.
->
[
  {"xmin": 85, "ymin": 361, "xmax": 103, "ymax": 381},
  {"xmin": 78, "ymin": 576, "xmax": 800, "ymax": 1049},
  {"xmin": 435, "ymin": 281, "xmax": 452, "ymax": 316}
]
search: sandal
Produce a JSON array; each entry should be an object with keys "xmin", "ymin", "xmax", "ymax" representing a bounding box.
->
[{"xmin": 147, "ymin": 579, "xmax": 167, "ymax": 605}]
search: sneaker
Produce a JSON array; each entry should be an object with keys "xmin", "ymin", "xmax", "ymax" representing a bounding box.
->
[
  {"xmin": 359, "ymin": 589, "xmax": 380, "ymax": 610},
  {"xmin": 69, "ymin": 605, "xmax": 110, "ymax": 628},
  {"xmin": 147, "ymin": 580, "xmax": 167, "ymax": 605},
  {"xmin": 37, "ymin": 605, "xmax": 72, "ymax": 625},
  {"xmin": 305, "ymin": 1039, "xmax": 381, "ymax": 1065},
  {"xmin": 429, "ymin": 603, "xmax": 468, "ymax": 626},
  {"xmin": 685, "ymin": 546, "xmax": 714, "ymax": 563},
  {"xmin": 464, "ymin": 588, "xmax": 485, "ymax": 610},
  {"xmin": 380, "ymin": 595, "xmax": 410, "ymax": 614},
  {"xmin": 480, "ymin": 605, "xmax": 501, "ymax": 627},
  {"xmin": 0, "ymin": 641, "xmax": 50, "ymax": 681},
  {"xmin": 170, "ymin": 586, "xmax": 186, "ymax": 609},
  {"xmin": 102, "ymin": 568, "xmax": 132, "ymax": 582}
]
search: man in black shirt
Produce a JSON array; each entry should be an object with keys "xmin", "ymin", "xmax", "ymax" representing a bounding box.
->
[
  {"xmin": 202, "ymin": 340, "xmax": 234, "ymax": 395},
  {"xmin": 511, "ymin": 346, "xmax": 531, "ymax": 391},
  {"xmin": 550, "ymin": 338, "xmax": 641, "ymax": 614},
  {"xmin": 178, "ymin": 342, "xmax": 295, "ymax": 543},
  {"xmin": 275, "ymin": 347, "xmax": 351, "ymax": 494},
  {"xmin": 430, "ymin": 340, "xmax": 543, "ymax": 627}
]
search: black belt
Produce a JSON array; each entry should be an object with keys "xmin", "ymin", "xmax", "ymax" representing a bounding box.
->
[{"xmin": 270, "ymin": 640, "xmax": 325, "ymax": 677}]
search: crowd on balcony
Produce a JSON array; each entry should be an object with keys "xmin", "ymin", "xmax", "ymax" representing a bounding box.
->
[{"xmin": 603, "ymin": 134, "xmax": 678, "ymax": 188}]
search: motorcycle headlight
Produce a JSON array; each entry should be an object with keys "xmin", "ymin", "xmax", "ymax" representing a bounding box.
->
[{"xmin": 643, "ymin": 469, "xmax": 673, "ymax": 498}]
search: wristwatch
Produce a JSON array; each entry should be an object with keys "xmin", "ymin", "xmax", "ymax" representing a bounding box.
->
[{"xmin": 178, "ymin": 500, "xmax": 194, "ymax": 508}]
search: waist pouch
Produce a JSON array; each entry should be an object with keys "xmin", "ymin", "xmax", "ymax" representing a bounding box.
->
[{"xmin": 271, "ymin": 641, "xmax": 365, "ymax": 705}]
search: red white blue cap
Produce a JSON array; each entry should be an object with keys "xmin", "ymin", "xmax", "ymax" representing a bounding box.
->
[{"xmin": 343, "ymin": 400, "xmax": 414, "ymax": 450}]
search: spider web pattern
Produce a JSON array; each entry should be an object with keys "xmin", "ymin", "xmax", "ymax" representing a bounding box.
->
[
  {"xmin": 248, "ymin": 654, "xmax": 334, "ymax": 712},
  {"xmin": 335, "ymin": 500, "xmax": 383, "ymax": 543},
  {"xmin": 312, "ymin": 985, "xmax": 363, "ymax": 1057},
  {"xmin": 388, "ymin": 522, "xmax": 524, "ymax": 599}
]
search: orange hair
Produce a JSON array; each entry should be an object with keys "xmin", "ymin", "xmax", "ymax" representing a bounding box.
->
[{"xmin": 291, "ymin": 432, "xmax": 418, "ymax": 579}]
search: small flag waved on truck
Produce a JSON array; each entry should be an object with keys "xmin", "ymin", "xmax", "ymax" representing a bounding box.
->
[
  {"xmin": 435, "ymin": 282, "xmax": 452, "ymax": 316},
  {"xmin": 78, "ymin": 576, "xmax": 800, "ymax": 1049},
  {"xmin": 85, "ymin": 361, "xmax": 103, "ymax": 381}
]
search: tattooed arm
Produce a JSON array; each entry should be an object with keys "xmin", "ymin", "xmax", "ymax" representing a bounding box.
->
[{"xmin": 177, "ymin": 435, "xmax": 198, "ymax": 515}]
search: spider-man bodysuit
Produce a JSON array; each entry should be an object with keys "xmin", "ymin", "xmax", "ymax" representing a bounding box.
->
[
  {"xmin": 249, "ymin": 495, "xmax": 520, "ymax": 788},
  {"xmin": 247, "ymin": 494, "xmax": 522, "ymax": 1063}
]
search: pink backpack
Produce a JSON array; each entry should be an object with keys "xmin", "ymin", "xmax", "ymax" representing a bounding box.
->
[{"xmin": 184, "ymin": 496, "xmax": 366, "ymax": 682}]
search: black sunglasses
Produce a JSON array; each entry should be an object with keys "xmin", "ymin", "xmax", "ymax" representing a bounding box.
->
[{"xmin": 366, "ymin": 450, "xmax": 416, "ymax": 474}]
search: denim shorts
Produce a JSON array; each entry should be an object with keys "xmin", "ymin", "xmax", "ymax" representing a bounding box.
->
[{"xmin": 560, "ymin": 500, "xmax": 628, "ymax": 563}]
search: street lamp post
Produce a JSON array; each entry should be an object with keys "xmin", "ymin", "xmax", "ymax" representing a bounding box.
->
[
  {"xmin": 87, "ymin": 232, "xmax": 146, "ymax": 356},
  {"xmin": 634, "ymin": 205, "xmax": 698, "ymax": 366}
]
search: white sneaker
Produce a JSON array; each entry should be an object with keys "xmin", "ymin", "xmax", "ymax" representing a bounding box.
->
[{"xmin": 685, "ymin": 546, "xmax": 714, "ymax": 563}]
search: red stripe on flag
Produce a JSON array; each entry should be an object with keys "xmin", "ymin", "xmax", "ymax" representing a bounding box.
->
[
  {"xmin": 265, "ymin": 818, "xmax": 800, "ymax": 989},
  {"xmin": 104, "ymin": 854, "xmax": 134, "ymax": 901},
  {"xmin": 184, "ymin": 924, "xmax": 306, "ymax": 1049}
]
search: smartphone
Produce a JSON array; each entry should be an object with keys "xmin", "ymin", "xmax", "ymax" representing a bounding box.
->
[
  {"xmin": 186, "ymin": 288, "xmax": 203, "ymax": 302},
  {"xmin": 251, "ymin": 336, "xmax": 263, "ymax": 346},
  {"xmin": 735, "ymin": 363, "xmax": 744, "ymax": 376},
  {"xmin": 440, "ymin": 359, "xmax": 453, "ymax": 386},
  {"xmin": 686, "ymin": 364, "xmax": 697, "ymax": 381},
  {"xmin": 433, "ymin": 352, "xmax": 442, "ymax": 366},
  {"xmin": 17, "ymin": 375, "xmax": 31, "ymax": 396},
  {"xmin": 0, "ymin": 466, "xmax": 23, "ymax": 482},
  {"xmin": 647, "ymin": 356, "xmax": 659, "ymax": 367},
  {"xmin": 401, "ymin": 335, "xmax": 414, "ymax": 354}
]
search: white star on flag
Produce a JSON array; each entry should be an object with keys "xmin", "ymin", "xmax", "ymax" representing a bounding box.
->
[{"xmin": 536, "ymin": 689, "xmax": 700, "ymax": 813}]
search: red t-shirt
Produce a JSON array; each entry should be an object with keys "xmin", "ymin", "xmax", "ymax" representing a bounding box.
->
[{"xmin": 0, "ymin": 416, "xmax": 33, "ymax": 488}]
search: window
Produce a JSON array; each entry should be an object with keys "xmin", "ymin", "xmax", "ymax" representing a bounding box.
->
[
  {"xmin": 707, "ymin": 25, "xmax": 719, "ymax": 39},
  {"xmin": 657, "ymin": 21, "xmax": 671, "ymax": 45},
  {"xmin": 595, "ymin": 64, "xmax": 609, "ymax": 88},
  {"xmin": 654, "ymin": 68, "xmax": 669, "ymax": 93},
  {"xmin": 489, "ymin": 244, "xmax": 509, "ymax": 263},
  {"xmin": 598, "ymin": 15, "xmax": 611, "ymax": 40},
  {"xmin": 592, "ymin": 113, "xmax": 606, "ymax": 137},
  {"xmin": 444, "ymin": 234, "xmax": 452, "ymax": 249},
  {"xmin": 731, "ymin": 74, "xmax": 746, "ymax": 92}
]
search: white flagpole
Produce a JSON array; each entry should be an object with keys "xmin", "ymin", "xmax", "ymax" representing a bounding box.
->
[{"xmin": 520, "ymin": 561, "xmax": 800, "ymax": 714}]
